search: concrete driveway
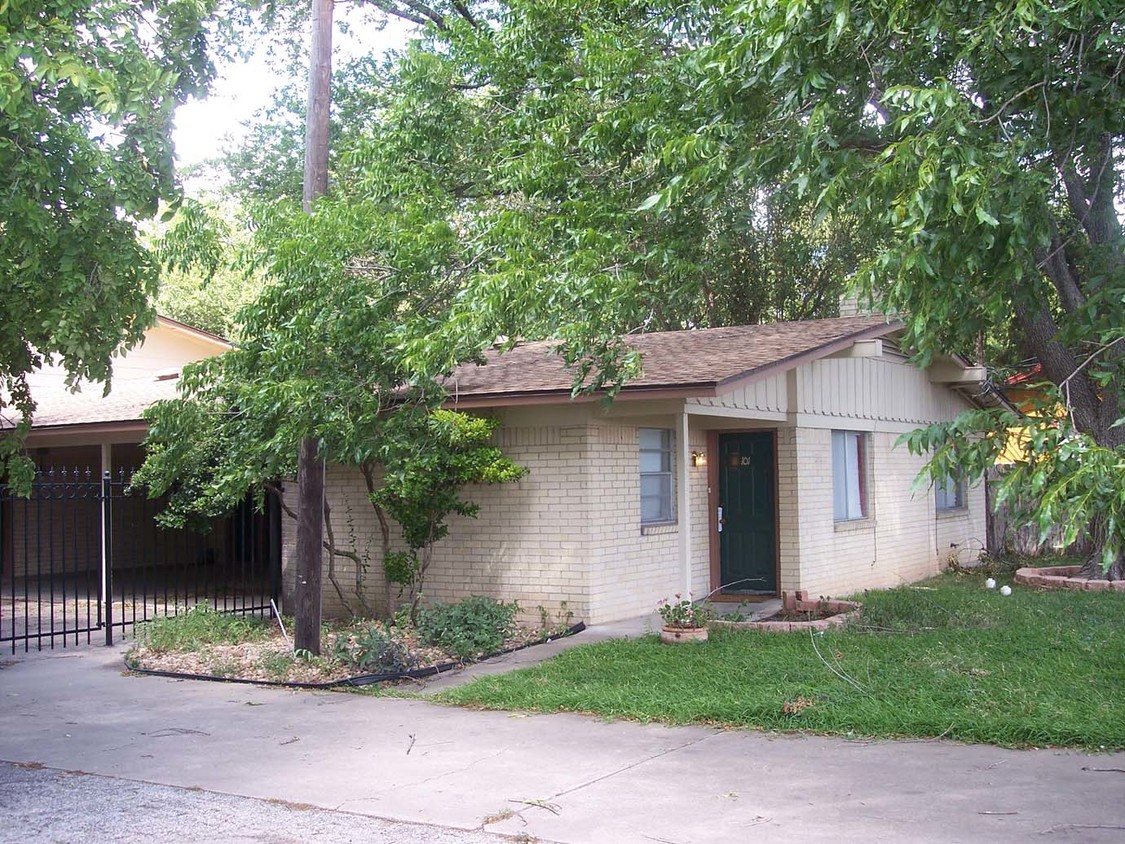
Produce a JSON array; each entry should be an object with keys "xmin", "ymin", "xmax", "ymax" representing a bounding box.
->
[{"xmin": 1, "ymin": 644, "xmax": 1123, "ymax": 843}]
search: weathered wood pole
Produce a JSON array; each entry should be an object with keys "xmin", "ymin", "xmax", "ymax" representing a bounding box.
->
[{"xmin": 293, "ymin": 0, "xmax": 333, "ymax": 655}]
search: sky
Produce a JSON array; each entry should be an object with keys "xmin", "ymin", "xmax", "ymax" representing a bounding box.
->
[{"xmin": 172, "ymin": 12, "xmax": 415, "ymax": 176}]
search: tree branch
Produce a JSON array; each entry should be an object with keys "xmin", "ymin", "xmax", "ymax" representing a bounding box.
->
[
  {"xmin": 1034, "ymin": 223, "xmax": 1086, "ymax": 314},
  {"xmin": 363, "ymin": 0, "xmax": 444, "ymax": 30},
  {"xmin": 449, "ymin": 0, "xmax": 478, "ymax": 28}
]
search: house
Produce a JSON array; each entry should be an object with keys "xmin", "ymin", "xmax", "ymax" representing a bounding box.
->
[{"xmin": 290, "ymin": 315, "xmax": 990, "ymax": 625}]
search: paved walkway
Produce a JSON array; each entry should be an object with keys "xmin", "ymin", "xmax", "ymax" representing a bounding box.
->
[{"xmin": 1, "ymin": 627, "xmax": 1123, "ymax": 843}]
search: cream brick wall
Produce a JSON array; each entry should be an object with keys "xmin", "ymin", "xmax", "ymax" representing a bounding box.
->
[
  {"xmin": 425, "ymin": 424, "xmax": 593, "ymax": 624},
  {"xmin": 280, "ymin": 417, "xmax": 714, "ymax": 625},
  {"xmin": 776, "ymin": 426, "xmax": 802, "ymax": 592},
  {"xmin": 688, "ymin": 428, "xmax": 711, "ymax": 600},
  {"xmin": 281, "ymin": 425, "xmax": 597, "ymax": 624},
  {"xmin": 784, "ymin": 428, "xmax": 940, "ymax": 597},
  {"xmin": 280, "ymin": 463, "xmax": 393, "ymax": 620},
  {"xmin": 934, "ymin": 480, "xmax": 988, "ymax": 566}
]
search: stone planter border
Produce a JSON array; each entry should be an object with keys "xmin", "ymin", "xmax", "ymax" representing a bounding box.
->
[
  {"xmin": 710, "ymin": 591, "xmax": 862, "ymax": 634},
  {"xmin": 1014, "ymin": 565, "xmax": 1125, "ymax": 592}
]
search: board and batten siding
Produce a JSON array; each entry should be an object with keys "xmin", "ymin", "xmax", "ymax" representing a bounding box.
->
[
  {"xmin": 797, "ymin": 357, "xmax": 967, "ymax": 427},
  {"xmin": 780, "ymin": 356, "xmax": 984, "ymax": 595},
  {"xmin": 688, "ymin": 373, "xmax": 788, "ymax": 416}
]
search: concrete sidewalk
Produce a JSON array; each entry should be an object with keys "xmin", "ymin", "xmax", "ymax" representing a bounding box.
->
[{"xmin": 1, "ymin": 640, "xmax": 1123, "ymax": 844}]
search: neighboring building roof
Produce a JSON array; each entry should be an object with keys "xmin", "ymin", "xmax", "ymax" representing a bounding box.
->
[
  {"xmin": 17, "ymin": 377, "xmax": 183, "ymax": 431},
  {"xmin": 445, "ymin": 315, "xmax": 904, "ymax": 407},
  {"xmin": 4, "ymin": 315, "xmax": 229, "ymax": 437},
  {"xmin": 154, "ymin": 314, "xmax": 230, "ymax": 346}
]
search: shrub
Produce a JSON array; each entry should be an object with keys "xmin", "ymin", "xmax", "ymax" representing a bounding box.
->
[
  {"xmin": 417, "ymin": 596, "xmax": 519, "ymax": 660},
  {"xmin": 332, "ymin": 625, "xmax": 416, "ymax": 674}
]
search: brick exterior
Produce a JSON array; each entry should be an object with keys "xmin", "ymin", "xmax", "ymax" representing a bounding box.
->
[
  {"xmin": 282, "ymin": 351, "xmax": 988, "ymax": 625},
  {"xmin": 280, "ymin": 421, "xmax": 712, "ymax": 625}
]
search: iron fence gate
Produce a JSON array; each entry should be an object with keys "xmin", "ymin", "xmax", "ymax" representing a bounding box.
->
[{"xmin": 1, "ymin": 468, "xmax": 280, "ymax": 652}]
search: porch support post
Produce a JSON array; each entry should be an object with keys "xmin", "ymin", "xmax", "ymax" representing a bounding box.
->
[{"xmin": 678, "ymin": 409, "xmax": 692, "ymax": 597}]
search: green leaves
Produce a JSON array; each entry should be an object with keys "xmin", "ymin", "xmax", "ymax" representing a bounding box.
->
[
  {"xmin": 901, "ymin": 388, "xmax": 1125, "ymax": 572},
  {"xmin": 0, "ymin": 0, "xmax": 222, "ymax": 488}
]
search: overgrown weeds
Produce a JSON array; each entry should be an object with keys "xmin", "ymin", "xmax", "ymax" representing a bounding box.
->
[{"xmin": 137, "ymin": 604, "xmax": 267, "ymax": 653}]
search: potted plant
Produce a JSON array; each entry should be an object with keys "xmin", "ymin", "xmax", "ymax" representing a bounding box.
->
[{"xmin": 657, "ymin": 594, "xmax": 715, "ymax": 643}]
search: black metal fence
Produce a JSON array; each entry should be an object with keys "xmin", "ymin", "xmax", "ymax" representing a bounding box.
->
[{"xmin": 1, "ymin": 468, "xmax": 280, "ymax": 652}]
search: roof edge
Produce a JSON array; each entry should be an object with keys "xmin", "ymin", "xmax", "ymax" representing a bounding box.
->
[
  {"xmin": 156, "ymin": 315, "xmax": 231, "ymax": 348},
  {"xmin": 707, "ymin": 319, "xmax": 905, "ymax": 396}
]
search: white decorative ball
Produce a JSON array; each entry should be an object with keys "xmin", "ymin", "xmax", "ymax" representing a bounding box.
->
[
  {"xmin": 984, "ymin": 578, "xmax": 997, "ymax": 590},
  {"xmin": 1000, "ymin": 585, "xmax": 1012, "ymax": 597}
]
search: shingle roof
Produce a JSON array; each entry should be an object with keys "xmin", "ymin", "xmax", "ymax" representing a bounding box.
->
[
  {"xmin": 8, "ymin": 315, "xmax": 903, "ymax": 430},
  {"xmin": 16, "ymin": 374, "xmax": 182, "ymax": 430},
  {"xmin": 445, "ymin": 315, "xmax": 902, "ymax": 405}
]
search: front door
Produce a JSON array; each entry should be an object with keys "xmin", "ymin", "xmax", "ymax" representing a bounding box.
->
[{"xmin": 718, "ymin": 432, "xmax": 777, "ymax": 594}]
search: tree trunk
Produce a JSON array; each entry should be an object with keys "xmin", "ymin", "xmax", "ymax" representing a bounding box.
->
[
  {"xmin": 294, "ymin": 438, "xmax": 325, "ymax": 652},
  {"xmin": 1078, "ymin": 516, "xmax": 1125, "ymax": 582},
  {"xmin": 1015, "ymin": 277, "xmax": 1124, "ymax": 579},
  {"xmin": 303, "ymin": 0, "xmax": 332, "ymax": 213}
]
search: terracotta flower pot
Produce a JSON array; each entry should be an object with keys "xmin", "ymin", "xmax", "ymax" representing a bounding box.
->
[{"xmin": 660, "ymin": 625, "xmax": 709, "ymax": 644}]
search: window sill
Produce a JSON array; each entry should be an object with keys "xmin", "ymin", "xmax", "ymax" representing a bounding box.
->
[
  {"xmin": 936, "ymin": 508, "xmax": 969, "ymax": 520},
  {"xmin": 834, "ymin": 517, "xmax": 875, "ymax": 534},
  {"xmin": 641, "ymin": 522, "xmax": 678, "ymax": 536}
]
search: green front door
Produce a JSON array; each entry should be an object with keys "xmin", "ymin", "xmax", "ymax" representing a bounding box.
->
[{"xmin": 718, "ymin": 432, "xmax": 777, "ymax": 594}]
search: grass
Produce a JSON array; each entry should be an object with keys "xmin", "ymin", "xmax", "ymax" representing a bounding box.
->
[
  {"xmin": 135, "ymin": 604, "xmax": 268, "ymax": 653},
  {"xmin": 435, "ymin": 571, "xmax": 1125, "ymax": 749}
]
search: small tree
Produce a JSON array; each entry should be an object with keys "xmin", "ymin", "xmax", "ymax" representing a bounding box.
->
[
  {"xmin": 374, "ymin": 410, "xmax": 527, "ymax": 623},
  {"xmin": 133, "ymin": 196, "xmax": 461, "ymax": 619}
]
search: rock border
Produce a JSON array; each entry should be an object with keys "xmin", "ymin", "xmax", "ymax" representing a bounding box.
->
[
  {"xmin": 710, "ymin": 591, "xmax": 862, "ymax": 634},
  {"xmin": 1014, "ymin": 565, "xmax": 1125, "ymax": 592}
]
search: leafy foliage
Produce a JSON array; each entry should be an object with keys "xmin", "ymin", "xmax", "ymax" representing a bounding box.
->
[
  {"xmin": 645, "ymin": 0, "xmax": 1124, "ymax": 571},
  {"xmin": 901, "ymin": 390, "xmax": 1125, "ymax": 573},
  {"xmin": 657, "ymin": 595, "xmax": 716, "ymax": 630},
  {"xmin": 150, "ymin": 199, "xmax": 264, "ymax": 338},
  {"xmin": 0, "ymin": 0, "xmax": 227, "ymax": 489},
  {"xmin": 373, "ymin": 410, "xmax": 527, "ymax": 620},
  {"xmin": 416, "ymin": 596, "xmax": 520, "ymax": 660},
  {"xmin": 331, "ymin": 624, "xmax": 416, "ymax": 673},
  {"xmin": 213, "ymin": 0, "xmax": 860, "ymax": 391}
]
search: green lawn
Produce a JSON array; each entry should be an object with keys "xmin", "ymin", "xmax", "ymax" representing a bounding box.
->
[{"xmin": 435, "ymin": 573, "xmax": 1125, "ymax": 749}]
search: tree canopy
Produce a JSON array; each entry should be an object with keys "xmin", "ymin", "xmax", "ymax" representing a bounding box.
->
[
  {"xmin": 186, "ymin": 0, "xmax": 1122, "ymax": 572},
  {"xmin": 659, "ymin": 0, "xmax": 1123, "ymax": 572},
  {"xmin": 0, "ymin": 0, "xmax": 229, "ymax": 489}
]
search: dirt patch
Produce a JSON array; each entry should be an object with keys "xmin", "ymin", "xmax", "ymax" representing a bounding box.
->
[{"xmin": 711, "ymin": 591, "xmax": 861, "ymax": 634}]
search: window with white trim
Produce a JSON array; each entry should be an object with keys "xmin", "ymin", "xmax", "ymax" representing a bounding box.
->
[
  {"xmin": 832, "ymin": 430, "xmax": 869, "ymax": 521},
  {"xmin": 640, "ymin": 428, "xmax": 675, "ymax": 524},
  {"xmin": 935, "ymin": 475, "xmax": 966, "ymax": 511}
]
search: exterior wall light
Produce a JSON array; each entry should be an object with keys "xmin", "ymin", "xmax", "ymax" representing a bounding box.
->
[{"xmin": 691, "ymin": 450, "xmax": 707, "ymax": 468}]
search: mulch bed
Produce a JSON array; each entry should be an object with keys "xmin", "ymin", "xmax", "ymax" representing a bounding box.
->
[{"xmin": 126, "ymin": 622, "xmax": 584, "ymax": 688}]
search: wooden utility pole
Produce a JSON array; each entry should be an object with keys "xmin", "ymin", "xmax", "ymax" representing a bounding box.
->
[{"xmin": 293, "ymin": 0, "xmax": 333, "ymax": 655}]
